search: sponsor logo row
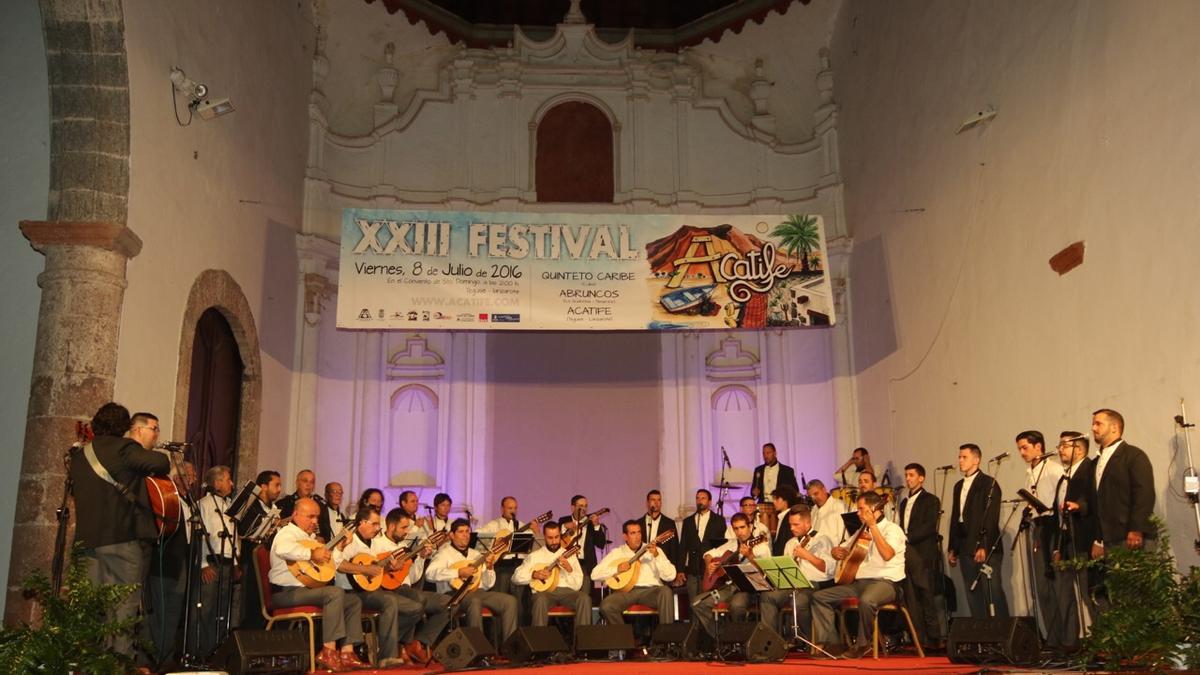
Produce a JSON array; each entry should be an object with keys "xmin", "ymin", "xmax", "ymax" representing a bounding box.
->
[{"xmin": 356, "ymin": 308, "xmax": 520, "ymax": 323}]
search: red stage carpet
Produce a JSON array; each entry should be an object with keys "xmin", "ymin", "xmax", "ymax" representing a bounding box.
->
[{"xmin": 347, "ymin": 655, "xmax": 1004, "ymax": 674}]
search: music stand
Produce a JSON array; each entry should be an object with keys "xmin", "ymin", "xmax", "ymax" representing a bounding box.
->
[
  {"xmin": 756, "ymin": 557, "xmax": 836, "ymax": 658},
  {"xmin": 1017, "ymin": 488, "xmax": 1051, "ymax": 516}
]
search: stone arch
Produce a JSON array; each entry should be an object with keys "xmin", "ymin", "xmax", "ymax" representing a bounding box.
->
[
  {"xmin": 40, "ymin": 0, "xmax": 132, "ymax": 224},
  {"xmin": 531, "ymin": 94, "xmax": 619, "ymax": 202},
  {"xmin": 172, "ymin": 270, "xmax": 262, "ymax": 483}
]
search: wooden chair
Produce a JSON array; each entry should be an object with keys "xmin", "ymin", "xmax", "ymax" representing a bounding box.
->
[
  {"xmin": 871, "ymin": 601, "xmax": 924, "ymax": 659},
  {"xmin": 252, "ymin": 545, "xmax": 321, "ymax": 671}
]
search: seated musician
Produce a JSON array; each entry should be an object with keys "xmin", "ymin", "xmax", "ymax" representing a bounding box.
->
[
  {"xmin": 334, "ymin": 506, "xmax": 423, "ymax": 667},
  {"xmin": 736, "ymin": 496, "xmax": 771, "ymax": 539},
  {"xmin": 426, "ymin": 518, "xmax": 518, "ymax": 647},
  {"xmin": 759, "ymin": 506, "xmax": 835, "ymax": 639},
  {"xmin": 693, "ymin": 513, "xmax": 771, "ymax": 638},
  {"xmin": 810, "ymin": 492, "xmax": 906, "ymax": 657},
  {"xmin": 383, "ymin": 508, "xmax": 449, "ymax": 665},
  {"xmin": 268, "ymin": 497, "xmax": 367, "ymax": 670},
  {"xmin": 858, "ymin": 470, "xmax": 896, "ymax": 520},
  {"xmin": 592, "ymin": 520, "xmax": 677, "ymax": 625},
  {"xmin": 512, "ymin": 521, "xmax": 593, "ymax": 626},
  {"xmin": 420, "ymin": 493, "xmax": 453, "ymax": 536}
]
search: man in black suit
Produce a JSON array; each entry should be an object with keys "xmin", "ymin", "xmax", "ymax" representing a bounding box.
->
[
  {"xmin": 69, "ymin": 403, "xmax": 171, "ymax": 663},
  {"xmin": 276, "ymin": 469, "xmax": 328, "ymax": 522},
  {"xmin": 559, "ymin": 494, "xmax": 607, "ymax": 581},
  {"xmin": 1090, "ymin": 408, "xmax": 1155, "ymax": 556},
  {"xmin": 750, "ymin": 442, "xmax": 799, "ymax": 503},
  {"xmin": 1051, "ymin": 431, "xmax": 1099, "ymax": 651},
  {"xmin": 897, "ymin": 462, "xmax": 943, "ymax": 645},
  {"xmin": 769, "ymin": 486, "xmax": 803, "ymax": 555},
  {"xmin": 679, "ymin": 488, "xmax": 728, "ymax": 602},
  {"xmin": 642, "ymin": 489, "xmax": 683, "ymax": 585},
  {"xmin": 146, "ymin": 457, "xmax": 194, "ymax": 668},
  {"xmin": 948, "ymin": 443, "xmax": 1008, "ymax": 617}
]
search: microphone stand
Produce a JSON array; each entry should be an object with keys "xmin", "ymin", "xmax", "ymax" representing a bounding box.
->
[
  {"xmin": 933, "ymin": 466, "xmax": 953, "ymax": 637},
  {"xmin": 167, "ymin": 451, "xmax": 218, "ymax": 669},
  {"xmin": 1055, "ymin": 450, "xmax": 1089, "ymax": 645},
  {"xmin": 968, "ymin": 465, "xmax": 1003, "ymax": 617}
]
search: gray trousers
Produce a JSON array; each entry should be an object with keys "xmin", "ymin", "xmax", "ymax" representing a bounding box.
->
[
  {"xmin": 85, "ymin": 540, "xmax": 151, "ymax": 662},
  {"xmin": 760, "ymin": 588, "xmax": 815, "ymax": 638},
  {"xmin": 198, "ymin": 563, "xmax": 239, "ymax": 656},
  {"xmin": 459, "ymin": 590, "xmax": 518, "ymax": 646},
  {"xmin": 530, "ymin": 588, "xmax": 592, "ymax": 626},
  {"xmin": 693, "ymin": 585, "xmax": 752, "ymax": 638},
  {"xmin": 271, "ymin": 585, "xmax": 363, "ymax": 646},
  {"xmin": 600, "ymin": 585, "xmax": 673, "ymax": 625},
  {"xmin": 397, "ymin": 586, "xmax": 450, "ymax": 646},
  {"xmin": 358, "ymin": 590, "xmax": 422, "ymax": 659},
  {"xmin": 812, "ymin": 579, "xmax": 897, "ymax": 646}
]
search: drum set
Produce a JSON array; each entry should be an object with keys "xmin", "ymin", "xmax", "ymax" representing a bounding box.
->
[{"xmin": 830, "ymin": 485, "xmax": 895, "ymax": 508}]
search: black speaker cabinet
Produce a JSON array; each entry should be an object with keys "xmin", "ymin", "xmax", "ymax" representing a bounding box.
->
[
  {"xmin": 503, "ymin": 625, "xmax": 570, "ymax": 663},
  {"xmin": 574, "ymin": 624, "xmax": 636, "ymax": 655},
  {"xmin": 215, "ymin": 629, "xmax": 308, "ymax": 674},
  {"xmin": 650, "ymin": 621, "xmax": 701, "ymax": 659},
  {"xmin": 434, "ymin": 627, "xmax": 497, "ymax": 670},
  {"xmin": 717, "ymin": 621, "xmax": 788, "ymax": 663},
  {"xmin": 948, "ymin": 616, "xmax": 1039, "ymax": 665}
]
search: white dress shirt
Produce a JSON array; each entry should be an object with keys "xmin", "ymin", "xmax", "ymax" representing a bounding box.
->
[
  {"xmin": 813, "ymin": 498, "xmax": 848, "ymax": 545},
  {"xmin": 426, "ymin": 544, "xmax": 496, "ymax": 594},
  {"xmin": 591, "ymin": 544, "xmax": 677, "ymax": 587},
  {"xmin": 1094, "ymin": 439, "xmax": 1123, "ymax": 488},
  {"xmin": 901, "ymin": 489, "xmax": 920, "ymax": 533},
  {"xmin": 269, "ymin": 522, "xmax": 343, "ymax": 587},
  {"xmin": 763, "ymin": 463, "xmax": 780, "ymax": 498},
  {"xmin": 478, "ymin": 516, "xmax": 527, "ymax": 561},
  {"xmin": 644, "ymin": 514, "xmax": 665, "ymax": 540},
  {"xmin": 958, "ymin": 471, "xmax": 979, "ymax": 522},
  {"xmin": 853, "ymin": 518, "xmax": 907, "ymax": 582},
  {"xmin": 512, "ymin": 545, "xmax": 584, "ymax": 592},
  {"xmin": 199, "ymin": 492, "xmax": 238, "ymax": 567},
  {"xmin": 336, "ymin": 532, "xmax": 398, "ymax": 590},
  {"xmin": 1025, "ymin": 458, "xmax": 1064, "ymax": 517},
  {"xmin": 783, "ymin": 532, "xmax": 836, "ymax": 583}
]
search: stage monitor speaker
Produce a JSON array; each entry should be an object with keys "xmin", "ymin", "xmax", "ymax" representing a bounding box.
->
[
  {"xmin": 504, "ymin": 626, "xmax": 570, "ymax": 663},
  {"xmin": 574, "ymin": 624, "xmax": 636, "ymax": 654},
  {"xmin": 650, "ymin": 621, "xmax": 701, "ymax": 658},
  {"xmin": 948, "ymin": 616, "xmax": 1039, "ymax": 665},
  {"xmin": 434, "ymin": 627, "xmax": 496, "ymax": 670},
  {"xmin": 214, "ymin": 629, "xmax": 308, "ymax": 674},
  {"xmin": 717, "ymin": 621, "xmax": 788, "ymax": 663}
]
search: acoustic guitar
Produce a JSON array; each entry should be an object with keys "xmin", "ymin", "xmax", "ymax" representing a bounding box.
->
[
  {"xmin": 561, "ymin": 508, "xmax": 609, "ymax": 547},
  {"xmin": 348, "ymin": 530, "xmax": 450, "ymax": 592},
  {"xmin": 833, "ymin": 522, "xmax": 871, "ymax": 585},
  {"xmin": 701, "ymin": 533, "xmax": 768, "ymax": 591},
  {"xmin": 605, "ymin": 530, "xmax": 676, "ymax": 592},
  {"xmin": 488, "ymin": 510, "xmax": 554, "ymax": 560},
  {"xmin": 528, "ymin": 542, "xmax": 582, "ymax": 593},
  {"xmin": 76, "ymin": 421, "xmax": 181, "ymax": 539},
  {"xmin": 287, "ymin": 523, "xmax": 357, "ymax": 588}
]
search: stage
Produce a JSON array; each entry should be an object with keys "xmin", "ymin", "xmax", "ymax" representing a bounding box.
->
[{"xmin": 343, "ymin": 654, "xmax": 1060, "ymax": 674}]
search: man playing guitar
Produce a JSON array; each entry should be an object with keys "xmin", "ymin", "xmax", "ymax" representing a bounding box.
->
[
  {"xmin": 693, "ymin": 513, "xmax": 771, "ymax": 639},
  {"xmin": 426, "ymin": 518, "xmax": 518, "ymax": 649},
  {"xmin": 383, "ymin": 508, "xmax": 449, "ymax": 665},
  {"xmin": 759, "ymin": 506, "xmax": 835, "ymax": 639},
  {"xmin": 810, "ymin": 492, "xmax": 906, "ymax": 657},
  {"xmin": 513, "ymin": 521, "xmax": 593, "ymax": 627},
  {"xmin": 592, "ymin": 520, "xmax": 677, "ymax": 625}
]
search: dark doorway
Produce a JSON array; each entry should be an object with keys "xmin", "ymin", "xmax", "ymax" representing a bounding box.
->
[
  {"xmin": 535, "ymin": 101, "xmax": 614, "ymax": 203},
  {"xmin": 186, "ymin": 307, "xmax": 244, "ymax": 490}
]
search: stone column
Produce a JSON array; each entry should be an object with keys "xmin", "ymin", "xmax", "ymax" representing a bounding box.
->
[{"xmin": 5, "ymin": 220, "xmax": 141, "ymax": 625}]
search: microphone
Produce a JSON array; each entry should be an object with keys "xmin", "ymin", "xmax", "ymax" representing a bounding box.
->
[
  {"xmin": 1175, "ymin": 414, "xmax": 1194, "ymax": 428},
  {"xmin": 721, "ymin": 447, "xmax": 731, "ymax": 468},
  {"xmin": 156, "ymin": 441, "xmax": 191, "ymax": 451},
  {"xmin": 1036, "ymin": 450, "xmax": 1058, "ymax": 460},
  {"xmin": 936, "ymin": 464, "xmax": 954, "ymax": 471},
  {"xmin": 991, "ymin": 452, "xmax": 1010, "ymax": 463}
]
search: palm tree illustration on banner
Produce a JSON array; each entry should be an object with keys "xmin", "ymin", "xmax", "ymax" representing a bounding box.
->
[{"xmin": 770, "ymin": 214, "xmax": 820, "ymax": 273}]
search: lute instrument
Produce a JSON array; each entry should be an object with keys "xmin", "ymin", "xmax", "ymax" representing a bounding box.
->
[
  {"xmin": 349, "ymin": 530, "xmax": 450, "ymax": 592},
  {"xmin": 701, "ymin": 533, "xmax": 768, "ymax": 591},
  {"xmin": 488, "ymin": 510, "xmax": 554, "ymax": 560},
  {"xmin": 528, "ymin": 542, "xmax": 582, "ymax": 593},
  {"xmin": 561, "ymin": 508, "xmax": 610, "ymax": 547},
  {"xmin": 605, "ymin": 530, "xmax": 676, "ymax": 592},
  {"xmin": 287, "ymin": 522, "xmax": 357, "ymax": 588}
]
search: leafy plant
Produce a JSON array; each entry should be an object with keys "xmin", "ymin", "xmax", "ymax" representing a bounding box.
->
[
  {"xmin": 0, "ymin": 546, "xmax": 139, "ymax": 674},
  {"xmin": 770, "ymin": 214, "xmax": 820, "ymax": 272},
  {"xmin": 1058, "ymin": 517, "xmax": 1199, "ymax": 670}
]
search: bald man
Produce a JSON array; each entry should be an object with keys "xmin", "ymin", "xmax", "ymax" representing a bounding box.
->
[{"xmin": 269, "ymin": 498, "xmax": 366, "ymax": 670}]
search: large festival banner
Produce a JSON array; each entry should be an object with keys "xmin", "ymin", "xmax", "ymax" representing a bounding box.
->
[{"xmin": 337, "ymin": 210, "xmax": 835, "ymax": 331}]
